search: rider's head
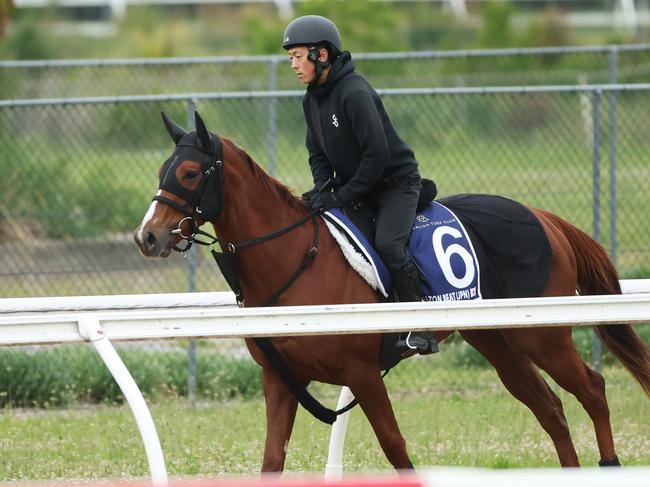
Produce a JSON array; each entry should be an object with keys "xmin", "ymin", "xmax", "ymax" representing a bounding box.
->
[{"xmin": 283, "ymin": 15, "xmax": 342, "ymax": 85}]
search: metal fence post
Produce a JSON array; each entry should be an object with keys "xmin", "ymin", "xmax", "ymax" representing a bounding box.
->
[
  {"xmin": 608, "ymin": 47, "xmax": 618, "ymax": 267},
  {"xmin": 591, "ymin": 89, "xmax": 603, "ymax": 373},
  {"xmin": 268, "ymin": 58, "xmax": 279, "ymax": 176},
  {"xmin": 186, "ymin": 97, "xmax": 199, "ymax": 404}
]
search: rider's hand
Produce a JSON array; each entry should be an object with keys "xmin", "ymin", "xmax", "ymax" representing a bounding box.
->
[
  {"xmin": 310, "ymin": 192, "xmax": 343, "ymax": 211},
  {"xmin": 301, "ymin": 185, "xmax": 320, "ymax": 204}
]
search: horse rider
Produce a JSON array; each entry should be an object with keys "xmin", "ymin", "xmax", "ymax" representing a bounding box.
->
[{"xmin": 283, "ymin": 15, "xmax": 437, "ymax": 356}]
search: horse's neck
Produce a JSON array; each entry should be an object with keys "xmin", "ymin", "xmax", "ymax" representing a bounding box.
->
[
  {"xmin": 215, "ymin": 172, "xmax": 304, "ymax": 242},
  {"xmin": 211, "ymin": 171, "xmax": 312, "ymax": 304}
]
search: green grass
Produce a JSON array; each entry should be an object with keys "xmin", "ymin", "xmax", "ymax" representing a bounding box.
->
[{"xmin": 0, "ymin": 364, "xmax": 648, "ymax": 481}]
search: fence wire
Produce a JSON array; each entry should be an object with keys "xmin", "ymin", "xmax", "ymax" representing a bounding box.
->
[
  {"xmin": 1, "ymin": 85, "xmax": 649, "ymax": 299},
  {"xmin": 2, "ymin": 45, "xmax": 650, "ymax": 99}
]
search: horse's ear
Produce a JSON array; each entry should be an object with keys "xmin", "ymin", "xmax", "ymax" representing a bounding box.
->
[
  {"xmin": 194, "ymin": 111, "xmax": 212, "ymax": 150},
  {"xmin": 161, "ymin": 111, "xmax": 187, "ymax": 145}
]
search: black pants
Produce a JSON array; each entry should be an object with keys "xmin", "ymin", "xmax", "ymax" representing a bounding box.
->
[{"xmin": 370, "ymin": 173, "xmax": 421, "ymax": 271}]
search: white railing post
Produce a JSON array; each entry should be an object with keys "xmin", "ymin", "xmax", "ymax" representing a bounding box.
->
[
  {"xmin": 325, "ymin": 386, "xmax": 355, "ymax": 480},
  {"xmin": 77, "ymin": 316, "xmax": 168, "ymax": 486}
]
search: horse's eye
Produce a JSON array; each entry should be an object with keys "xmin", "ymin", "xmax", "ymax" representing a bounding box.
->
[{"xmin": 185, "ymin": 171, "xmax": 199, "ymax": 180}]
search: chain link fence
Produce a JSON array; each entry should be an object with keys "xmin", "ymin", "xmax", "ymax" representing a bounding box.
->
[
  {"xmin": 3, "ymin": 44, "xmax": 650, "ymax": 99},
  {"xmin": 2, "ymin": 84, "xmax": 649, "ymax": 299}
]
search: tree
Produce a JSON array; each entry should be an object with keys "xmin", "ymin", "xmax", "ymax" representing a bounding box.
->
[
  {"xmin": 477, "ymin": 0, "xmax": 516, "ymax": 49},
  {"xmin": 243, "ymin": 0, "xmax": 408, "ymax": 55},
  {"xmin": 0, "ymin": 0, "xmax": 13, "ymax": 42}
]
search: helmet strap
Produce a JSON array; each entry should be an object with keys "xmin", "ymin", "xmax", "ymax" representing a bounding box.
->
[{"xmin": 308, "ymin": 46, "xmax": 330, "ymax": 85}]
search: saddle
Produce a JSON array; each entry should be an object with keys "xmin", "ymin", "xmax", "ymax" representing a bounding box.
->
[{"xmin": 323, "ymin": 180, "xmax": 482, "ymax": 303}]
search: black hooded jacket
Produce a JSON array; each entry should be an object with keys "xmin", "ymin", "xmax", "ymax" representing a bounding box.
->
[{"xmin": 302, "ymin": 52, "xmax": 419, "ymax": 204}]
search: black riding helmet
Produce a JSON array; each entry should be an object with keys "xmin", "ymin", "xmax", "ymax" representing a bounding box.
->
[
  {"xmin": 282, "ymin": 15, "xmax": 342, "ymax": 53},
  {"xmin": 283, "ymin": 15, "xmax": 342, "ymax": 84}
]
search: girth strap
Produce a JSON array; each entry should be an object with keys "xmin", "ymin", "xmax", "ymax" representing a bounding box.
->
[
  {"xmin": 253, "ymin": 337, "xmax": 344, "ymax": 424},
  {"xmin": 261, "ymin": 215, "xmax": 319, "ymax": 307}
]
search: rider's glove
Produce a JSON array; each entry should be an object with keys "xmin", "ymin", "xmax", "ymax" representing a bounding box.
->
[
  {"xmin": 301, "ymin": 185, "xmax": 320, "ymax": 204},
  {"xmin": 310, "ymin": 191, "xmax": 343, "ymax": 211}
]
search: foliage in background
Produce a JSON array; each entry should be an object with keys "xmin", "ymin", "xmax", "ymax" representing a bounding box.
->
[
  {"xmin": 0, "ymin": 0, "xmax": 12, "ymax": 41},
  {"xmin": 524, "ymin": 7, "xmax": 575, "ymax": 48},
  {"xmin": 242, "ymin": 0, "xmax": 407, "ymax": 55},
  {"xmin": 477, "ymin": 0, "xmax": 517, "ymax": 48},
  {"xmin": 0, "ymin": 2, "xmax": 646, "ymax": 60},
  {"xmin": 0, "ymin": 345, "xmax": 262, "ymax": 408},
  {"xmin": 0, "ymin": 9, "xmax": 54, "ymax": 59}
]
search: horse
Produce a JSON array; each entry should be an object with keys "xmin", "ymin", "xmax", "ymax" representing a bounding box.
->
[{"xmin": 134, "ymin": 111, "xmax": 650, "ymax": 471}]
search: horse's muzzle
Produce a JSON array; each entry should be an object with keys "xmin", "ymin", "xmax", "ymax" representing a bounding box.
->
[{"xmin": 133, "ymin": 226, "xmax": 172, "ymax": 258}]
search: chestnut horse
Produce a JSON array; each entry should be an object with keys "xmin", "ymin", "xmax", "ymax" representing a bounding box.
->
[{"xmin": 134, "ymin": 112, "xmax": 650, "ymax": 471}]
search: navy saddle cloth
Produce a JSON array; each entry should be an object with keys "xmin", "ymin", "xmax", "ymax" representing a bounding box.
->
[{"xmin": 324, "ymin": 193, "xmax": 552, "ymax": 301}]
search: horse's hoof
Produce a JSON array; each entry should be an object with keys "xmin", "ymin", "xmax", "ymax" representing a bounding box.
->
[{"xmin": 598, "ymin": 456, "xmax": 621, "ymax": 467}]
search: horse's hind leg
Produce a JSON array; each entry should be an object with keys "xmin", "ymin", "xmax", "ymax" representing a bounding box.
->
[
  {"xmin": 461, "ymin": 329, "xmax": 580, "ymax": 466},
  {"xmin": 260, "ymin": 368, "xmax": 299, "ymax": 472},
  {"xmin": 343, "ymin": 361, "xmax": 413, "ymax": 470},
  {"xmin": 505, "ymin": 327, "xmax": 618, "ymax": 465},
  {"xmin": 526, "ymin": 208, "xmax": 618, "ymax": 465}
]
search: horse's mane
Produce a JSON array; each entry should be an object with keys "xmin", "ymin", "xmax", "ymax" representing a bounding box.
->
[{"xmin": 224, "ymin": 138, "xmax": 308, "ymax": 214}]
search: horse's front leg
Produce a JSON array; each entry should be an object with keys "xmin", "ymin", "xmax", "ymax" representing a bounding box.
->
[
  {"xmin": 260, "ymin": 368, "xmax": 300, "ymax": 472},
  {"xmin": 343, "ymin": 361, "xmax": 413, "ymax": 470}
]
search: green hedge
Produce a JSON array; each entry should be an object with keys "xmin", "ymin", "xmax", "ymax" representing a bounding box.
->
[
  {"xmin": 2, "ymin": 325, "xmax": 648, "ymax": 408},
  {"xmin": 0, "ymin": 345, "xmax": 262, "ymax": 408}
]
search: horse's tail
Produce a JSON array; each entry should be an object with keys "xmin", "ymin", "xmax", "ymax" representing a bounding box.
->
[{"xmin": 538, "ymin": 209, "xmax": 650, "ymax": 397}]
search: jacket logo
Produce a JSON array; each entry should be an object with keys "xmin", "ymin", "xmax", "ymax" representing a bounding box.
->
[{"xmin": 331, "ymin": 114, "xmax": 339, "ymax": 127}]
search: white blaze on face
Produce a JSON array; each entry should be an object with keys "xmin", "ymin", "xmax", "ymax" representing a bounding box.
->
[{"xmin": 137, "ymin": 190, "xmax": 162, "ymax": 243}]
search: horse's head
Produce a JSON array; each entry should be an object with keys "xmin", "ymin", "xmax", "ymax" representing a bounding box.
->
[{"xmin": 134, "ymin": 111, "xmax": 225, "ymax": 257}]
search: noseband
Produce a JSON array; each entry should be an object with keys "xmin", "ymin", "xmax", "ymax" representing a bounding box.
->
[{"xmin": 152, "ymin": 135, "xmax": 225, "ymax": 253}]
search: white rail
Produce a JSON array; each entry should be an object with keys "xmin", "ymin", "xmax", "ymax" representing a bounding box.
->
[
  {"xmin": 2, "ymin": 293, "xmax": 650, "ymax": 346},
  {"xmin": 0, "ymin": 278, "xmax": 648, "ymax": 485}
]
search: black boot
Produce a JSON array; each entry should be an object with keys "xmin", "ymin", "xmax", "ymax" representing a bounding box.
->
[{"xmin": 391, "ymin": 261, "xmax": 439, "ymax": 357}]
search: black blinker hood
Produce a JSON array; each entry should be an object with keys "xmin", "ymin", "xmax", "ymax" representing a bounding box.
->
[{"xmin": 154, "ymin": 111, "xmax": 226, "ymax": 222}]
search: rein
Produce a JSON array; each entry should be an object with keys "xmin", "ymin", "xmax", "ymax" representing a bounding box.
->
[{"xmin": 165, "ymin": 207, "xmax": 320, "ymax": 299}]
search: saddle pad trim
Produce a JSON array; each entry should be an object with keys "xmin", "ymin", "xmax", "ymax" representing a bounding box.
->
[
  {"xmin": 322, "ymin": 219, "xmax": 383, "ymax": 295},
  {"xmin": 323, "ymin": 210, "xmax": 390, "ymax": 298}
]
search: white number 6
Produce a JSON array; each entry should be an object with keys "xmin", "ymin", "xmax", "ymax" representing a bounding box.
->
[{"xmin": 431, "ymin": 226, "xmax": 475, "ymax": 289}]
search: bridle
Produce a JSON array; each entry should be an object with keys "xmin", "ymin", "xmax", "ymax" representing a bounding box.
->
[
  {"xmin": 152, "ymin": 132, "xmax": 321, "ymax": 306},
  {"xmin": 151, "ymin": 132, "xmax": 226, "ymax": 253}
]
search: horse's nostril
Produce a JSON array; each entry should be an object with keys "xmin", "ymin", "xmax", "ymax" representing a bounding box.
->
[{"xmin": 146, "ymin": 231, "xmax": 157, "ymax": 247}]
